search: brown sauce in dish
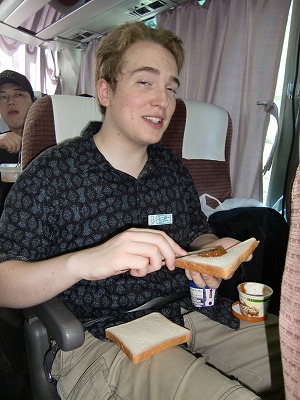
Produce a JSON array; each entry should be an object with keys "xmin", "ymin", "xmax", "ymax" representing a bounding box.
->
[{"xmin": 197, "ymin": 246, "xmax": 227, "ymax": 258}]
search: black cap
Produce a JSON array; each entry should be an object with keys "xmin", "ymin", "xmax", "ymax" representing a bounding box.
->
[{"xmin": 0, "ymin": 70, "xmax": 34, "ymax": 101}]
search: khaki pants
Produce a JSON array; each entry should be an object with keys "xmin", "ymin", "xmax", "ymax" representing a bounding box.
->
[{"xmin": 52, "ymin": 312, "xmax": 283, "ymax": 400}]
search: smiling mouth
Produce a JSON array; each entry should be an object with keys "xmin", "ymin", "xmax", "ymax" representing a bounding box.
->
[{"xmin": 143, "ymin": 116, "xmax": 162, "ymax": 123}]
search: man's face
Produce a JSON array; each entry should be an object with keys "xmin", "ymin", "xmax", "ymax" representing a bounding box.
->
[
  {"xmin": 0, "ymin": 83, "xmax": 33, "ymax": 132},
  {"xmin": 100, "ymin": 41, "xmax": 180, "ymax": 148}
]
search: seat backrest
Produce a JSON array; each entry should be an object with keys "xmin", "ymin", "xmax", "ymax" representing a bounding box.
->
[
  {"xmin": 160, "ymin": 98, "xmax": 232, "ymax": 205},
  {"xmin": 279, "ymin": 163, "xmax": 300, "ymax": 399},
  {"xmin": 21, "ymin": 96, "xmax": 56, "ymax": 169},
  {"xmin": 21, "ymin": 95, "xmax": 103, "ymax": 169}
]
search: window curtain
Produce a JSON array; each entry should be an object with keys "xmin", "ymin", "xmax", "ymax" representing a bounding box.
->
[
  {"xmin": 0, "ymin": 5, "xmax": 61, "ymax": 95},
  {"xmin": 157, "ymin": 0, "xmax": 291, "ymax": 200},
  {"xmin": 76, "ymin": 39, "xmax": 99, "ymax": 97}
]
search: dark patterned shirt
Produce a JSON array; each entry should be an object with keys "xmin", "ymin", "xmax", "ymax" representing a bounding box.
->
[{"xmin": 0, "ymin": 122, "xmax": 211, "ymax": 339}]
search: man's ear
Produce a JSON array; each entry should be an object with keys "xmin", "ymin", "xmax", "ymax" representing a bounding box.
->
[{"xmin": 96, "ymin": 78, "xmax": 111, "ymax": 109}]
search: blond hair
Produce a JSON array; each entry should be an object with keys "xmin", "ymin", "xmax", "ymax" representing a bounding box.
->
[{"xmin": 94, "ymin": 21, "xmax": 184, "ymax": 114}]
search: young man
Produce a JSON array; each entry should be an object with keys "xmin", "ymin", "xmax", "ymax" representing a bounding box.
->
[
  {"xmin": 0, "ymin": 22, "xmax": 283, "ymax": 399},
  {"xmin": 0, "ymin": 70, "xmax": 35, "ymax": 214},
  {"xmin": 0, "ymin": 71, "xmax": 35, "ymax": 398}
]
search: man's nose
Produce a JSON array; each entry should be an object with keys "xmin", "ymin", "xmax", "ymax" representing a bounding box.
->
[
  {"xmin": 152, "ymin": 88, "xmax": 169, "ymax": 109},
  {"xmin": 8, "ymin": 95, "xmax": 16, "ymax": 105}
]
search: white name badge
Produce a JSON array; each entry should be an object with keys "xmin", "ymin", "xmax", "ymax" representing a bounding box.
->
[{"xmin": 148, "ymin": 214, "xmax": 173, "ymax": 226}]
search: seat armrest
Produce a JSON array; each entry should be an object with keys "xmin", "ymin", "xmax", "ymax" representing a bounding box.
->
[{"xmin": 26, "ymin": 297, "xmax": 85, "ymax": 351}]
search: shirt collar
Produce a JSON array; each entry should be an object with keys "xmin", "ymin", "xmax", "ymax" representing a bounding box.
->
[{"xmin": 80, "ymin": 121, "xmax": 163, "ymax": 176}]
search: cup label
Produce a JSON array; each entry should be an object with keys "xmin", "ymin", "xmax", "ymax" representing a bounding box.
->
[{"xmin": 189, "ymin": 282, "xmax": 217, "ymax": 307}]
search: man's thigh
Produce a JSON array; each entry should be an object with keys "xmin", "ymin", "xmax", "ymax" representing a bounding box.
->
[
  {"xmin": 184, "ymin": 311, "xmax": 283, "ymax": 399},
  {"xmin": 52, "ymin": 331, "xmax": 258, "ymax": 400}
]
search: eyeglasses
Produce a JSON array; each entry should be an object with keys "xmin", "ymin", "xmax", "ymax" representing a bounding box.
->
[{"xmin": 0, "ymin": 92, "xmax": 28, "ymax": 105}]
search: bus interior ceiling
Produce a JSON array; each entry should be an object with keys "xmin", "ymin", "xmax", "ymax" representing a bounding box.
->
[{"xmin": 0, "ymin": 0, "xmax": 187, "ymax": 51}]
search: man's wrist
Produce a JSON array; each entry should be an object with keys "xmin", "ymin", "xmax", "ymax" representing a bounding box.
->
[{"xmin": 189, "ymin": 233, "xmax": 219, "ymax": 250}]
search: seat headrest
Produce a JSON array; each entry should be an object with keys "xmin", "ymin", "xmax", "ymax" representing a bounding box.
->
[
  {"xmin": 160, "ymin": 98, "xmax": 232, "ymax": 202},
  {"xmin": 182, "ymin": 99, "xmax": 228, "ymax": 161},
  {"xmin": 50, "ymin": 95, "xmax": 103, "ymax": 143}
]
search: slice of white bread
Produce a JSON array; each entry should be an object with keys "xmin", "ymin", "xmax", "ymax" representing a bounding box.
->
[
  {"xmin": 105, "ymin": 312, "xmax": 190, "ymax": 364},
  {"xmin": 175, "ymin": 237, "xmax": 259, "ymax": 279}
]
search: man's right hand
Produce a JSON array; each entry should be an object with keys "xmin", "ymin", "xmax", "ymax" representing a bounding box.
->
[
  {"xmin": 71, "ymin": 228, "xmax": 187, "ymax": 281},
  {"xmin": 0, "ymin": 131, "xmax": 22, "ymax": 153}
]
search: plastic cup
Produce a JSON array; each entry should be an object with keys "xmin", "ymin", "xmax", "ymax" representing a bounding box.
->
[
  {"xmin": 237, "ymin": 282, "xmax": 273, "ymax": 320},
  {"xmin": 188, "ymin": 281, "xmax": 217, "ymax": 307},
  {"xmin": 0, "ymin": 163, "xmax": 21, "ymax": 182}
]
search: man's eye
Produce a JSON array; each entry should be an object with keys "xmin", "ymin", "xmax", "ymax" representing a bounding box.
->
[
  {"xmin": 167, "ymin": 87, "xmax": 177, "ymax": 95},
  {"xmin": 139, "ymin": 81, "xmax": 151, "ymax": 86}
]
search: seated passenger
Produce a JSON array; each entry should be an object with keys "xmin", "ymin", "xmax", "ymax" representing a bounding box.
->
[
  {"xmin": 0, "ymin": 70, "xmax": 35, "ymax": 215},
  {"xmin": 0, "ymin": 22, "xmax": 283, "ymax": 399}
]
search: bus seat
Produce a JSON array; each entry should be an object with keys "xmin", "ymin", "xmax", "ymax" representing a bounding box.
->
[
  {"xmin": 21, "ymin": 96, "xmax": 56, "ymax": 169},
  {"xmin": 160, "ymin": 98, "xmax": 232, "ymax": 206},
  {"xmin": 279, "ymin": 163, "xmax": 300, "ymax": 399},
  {"xmin": 21, "ymin": 95, "xmax": 103, "ymax": 170},
  {"xmin": 21, "ymin": 96, "xmax": 232, "ymax": 399}
]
